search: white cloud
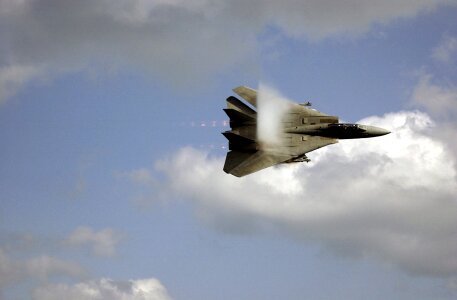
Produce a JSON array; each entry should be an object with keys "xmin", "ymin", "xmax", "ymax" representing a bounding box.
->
[
  {"xmin": 32, "ymin": 278, "xmax": 173, "ymax": 300},
  {"xmin": 64, "ymin": 226, "xmax": 123, "ymax": 257},
  {"xmin": 1, "ymin": 0, "xmax": 456, "ymax": 103},
  {"xmin": 142, "ymin": 108, "xmax": 457, "ymax": 278},
  {"xmin": 432, "ymin": 35, "xmax": 457, "ymax": 63}
]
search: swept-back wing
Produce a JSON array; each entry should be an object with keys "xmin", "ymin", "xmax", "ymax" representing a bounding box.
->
[
  {"xmin": 223, "ymin": 150, "xmax": 291, "ymax": 177},
  {"xmin": 223, "ymin": 135, "xmax": 337, "ymax": 177},
  {"xmin": 285, "ymin": 135, "xmax": 338, "ymax": 159}
]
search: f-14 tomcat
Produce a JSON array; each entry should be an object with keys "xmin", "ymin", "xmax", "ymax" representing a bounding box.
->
[{"xmin": 223, "ymin": 86, "xmax": 390, "ymax": 177}]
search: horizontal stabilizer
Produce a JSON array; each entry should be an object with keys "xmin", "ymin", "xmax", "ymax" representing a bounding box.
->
[
  {"xmin": 222, "ymin": 131, "xmax": 257, "ymax": 151},
  {"xmin": 226, "ymin": 96, "xmax": 256, "ymax": 116},
  {"xmin": 223, "ymin": 108, "xmax": 256, "ymax": 125},
  {"xmin": 222, "ymin": 131, "xmax": 254, "ymax": 143}
]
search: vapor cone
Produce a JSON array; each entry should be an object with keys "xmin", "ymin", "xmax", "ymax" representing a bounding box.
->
[{"xmin": 257, "ymin": 83, "xmax": 291, "ymax": 148}]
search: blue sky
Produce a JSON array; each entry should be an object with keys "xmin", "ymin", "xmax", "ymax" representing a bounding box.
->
[{"xmin": 1, "ymin": 1, "xmax": 457, "ymax": 299}]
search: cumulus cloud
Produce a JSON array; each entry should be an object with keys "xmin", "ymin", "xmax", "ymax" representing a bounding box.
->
[
  {"xmin": 1, "ymin": 0, "xmax": 456, "ymax": 103},
  {"xmin": 1, "ymin": 238, "xmax": 170, "ymax": 299},
  {"xmin": 32, "ymin": 278, "xmax": 172, "ymax": 300},
  {"xmin": 64, "ymin": 226, "xmax": 123, "ymax": 257},
  {"xmin": 134, "ymin": 108, "xmax": 457, "ymax": 278}
]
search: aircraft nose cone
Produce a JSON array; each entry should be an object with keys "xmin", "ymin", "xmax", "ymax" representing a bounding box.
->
[{"xmin": 369, "ymin": 126, "xmax": 391, "ymax": 136}]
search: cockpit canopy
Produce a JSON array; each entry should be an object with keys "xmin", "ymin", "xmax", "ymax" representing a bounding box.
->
[{"xmin": 328, "ymin": 123, "xmax": 366, "ymax": 132}]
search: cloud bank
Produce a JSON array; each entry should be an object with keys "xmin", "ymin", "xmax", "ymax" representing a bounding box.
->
[
  {"xmin": 1, "ymin": 0, "xmax": 456, "ymax": 102},
  {"xmin": 135, "ymin": 107, "xmax": 457, "ymax": 278}
]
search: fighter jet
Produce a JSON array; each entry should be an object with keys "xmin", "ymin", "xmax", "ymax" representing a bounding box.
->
[{"xmin": 223, "ymin": 86, "xmax": 390, "ymax": 177}]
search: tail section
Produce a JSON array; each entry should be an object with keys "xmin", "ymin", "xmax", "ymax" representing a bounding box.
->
[
  {"xmin": 223, "ymin": 96, "xmax": 256, "ymax": 127},
  {"xmin": 222, "ymin": 96, "xmax": 257, "ymax": 151},
  {"xmin": 222, "ymin": 131, "xmax": 255, "ymax": 149},
  {"xmin": 226, "ymin": 96, "xmax": 256, "ymax": 115},
  {"xmin": 223, "ymin": 88, "xmax": 297, "ymax": 177},
  {"xmin": 223, "ymin": 108, "xmax": 255, "ymax": 126}
]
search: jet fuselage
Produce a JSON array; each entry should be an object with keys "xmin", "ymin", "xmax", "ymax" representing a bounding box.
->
[
  {"xmin": 222, "ymin": 86, "xmax": 391, "ymax": 177},
  {"xmin": 285, "ymin": 123, "xmax": 391, "ymax": 139}
]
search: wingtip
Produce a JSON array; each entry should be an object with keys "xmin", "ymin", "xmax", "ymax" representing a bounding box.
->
[
  {"xmin": 232, "ymin": 86, "xmax": 257, "ymax": 107},
  {"xmin": 232, "ymin": 86, "xmax": 248, "ymax": 93}
]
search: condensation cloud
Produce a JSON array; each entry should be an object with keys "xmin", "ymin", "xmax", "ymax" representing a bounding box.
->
[{"xmin": 257, "ymin": 83, "xmax": 291, "ymax": 147}]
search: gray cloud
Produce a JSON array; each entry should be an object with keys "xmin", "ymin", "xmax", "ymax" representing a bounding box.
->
[
  {"xmin": 32, "ymin": 278, "xmax": 173, "ymax": 300},
  {"xmin": 0, "ymin": 229, "xmax": 167, "ymax": 298},
  {"xmin": 432, "ymin": 35, "xmax": 457, "ymax": 64},
  {"xmin": 413, "ymin": 73, "xmax": 457, "ymax": 118},
  {"xmin": 0, "ymin": 248, "xmax": 21, "ymax": 290},
  {"xmin": 1, "ymin": 0, "xmax": 456, "ymax": 102},
  {"xmin": 244, "ymin": 0, "xmax": 454, "ymax": 38},
  {"xmin": 0, "ymin": 248, "xmax": 86, "ymax": 295},
  {"xmin": 24, "ymin": 255, "xmax": 87, "ymax": 281},
  {"xmin": 412, "ymin": 73, "xmax": 457, "ymax": 159},
  {"xmin": 0, "ymin": 64, "xmax": 41, "ymax": 104},
  {"xmin": 63, "ymin": 226, "xmax": 123, "ymax": 257}
]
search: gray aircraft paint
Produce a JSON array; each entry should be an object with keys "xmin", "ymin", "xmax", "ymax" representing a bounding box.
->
[{"xmin": 223, "ymin": 86, "xmax": 390, "ymax": 177}]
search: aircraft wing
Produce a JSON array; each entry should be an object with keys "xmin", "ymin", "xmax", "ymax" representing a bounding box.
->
[
  {"xmin": 223, "ymin": 150, "xmax": 292, "ymax": 177},
  {"xmin": 223, "ymin": 135, "xmax": 338, "ymax": 177},
  {"xmin": 291, "ymin": 135, "xmax": 338, "ymax": 156}
]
